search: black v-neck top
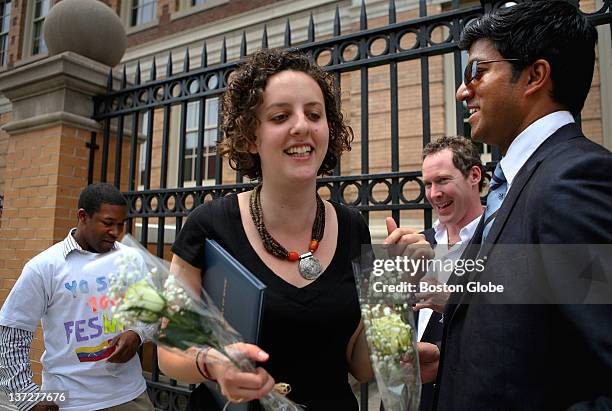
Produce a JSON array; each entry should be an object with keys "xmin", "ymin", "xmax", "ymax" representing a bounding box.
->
[{"xmin": 171, "ymin": 193, "xmax": 371, "ymax": 410}]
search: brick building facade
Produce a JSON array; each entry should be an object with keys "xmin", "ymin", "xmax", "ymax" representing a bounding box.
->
[{"xmin": 0, "ymin": 0, "xmax": 610, "ymax": 391}]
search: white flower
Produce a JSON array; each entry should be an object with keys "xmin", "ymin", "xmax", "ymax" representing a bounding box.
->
[{"xmin": 120, "ymin": 279, "xmax": 166, "ymax": 322}]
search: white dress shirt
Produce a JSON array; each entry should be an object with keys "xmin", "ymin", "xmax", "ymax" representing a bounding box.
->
[
  {"xmin": 417, "ymin": 215, "xmax": 482, "ymax": 342},
  {"xmin": 500, "ymin": 110, "xmax": 574, "ymax": 188}
]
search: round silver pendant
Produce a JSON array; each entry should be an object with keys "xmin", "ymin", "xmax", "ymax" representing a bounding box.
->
[{"xmin": 298, "ymin": 252, "xmax": 322, "ymax": 280}]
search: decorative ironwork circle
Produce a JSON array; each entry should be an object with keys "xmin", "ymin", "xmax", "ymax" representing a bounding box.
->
[
  {"xmin": 369, "ymin": 180, "xmax": 392, "ymax": 205},
  {"xmin": 340, "ymin": 181, "xmax": 362, "ymax": 206},
  {"xmin": 340, "ymin": 42, "xmax": 360, "ymax": 62},
  {"xmin": 427, "ymin": 23, "xmax": 452, "ymax": 46},
  {"xmin": 397, "ymin": 29, "xmax": 419, "ymax": 51},
  {"xmin": 367, "ymin": 36, "xmax": 389, "ymax": 57},
  {"xmin": 315, "ymin": 48, "xmax": 333, "ymax": 66},
  {"xmin": 399, "ymin": 177, "xmax": 425, "ymax": 204}
]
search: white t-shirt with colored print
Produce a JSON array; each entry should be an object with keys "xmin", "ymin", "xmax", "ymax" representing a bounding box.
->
[{"xmin": 0, "ymin": 233, "xmax": 147, "ymax": 411}]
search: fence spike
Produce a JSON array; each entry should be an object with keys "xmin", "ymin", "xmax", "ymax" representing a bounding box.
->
[
  {"xmin": 221, "ymin": 37, "xmax": 227, "ymax": 63},
  {"xmin": 183, "ymin": 48, "xmax": 190, "ymax": 72},
  {"xmin": 150, "ymin": 56, "xmax": 156, "ymax": 81},
  {"xmin": 308, "ymin": 13, "xmax": 315, "ymax": 42},
  {"xmin": 120, "ymin": 65, "xmax": 127, "ymax": 89},
  {"xmin": 240, "ymin": 31, "xmax": 247, "ymax": 58},
  {"xmin": 284, "ymin": 19, "xmax": 291, "ymax": 47},
  {"xmin": 166, "ymin": 52, "xmax": 173, "ymax": 77},
  {"xmin": 201, "ymin": 41, "xmax": 208, "ymax": 68},
  {"xmin": 107, "ymin": 67, "xmax": 113, "ymax": 92},
  {"xmin": 262, "ymin": 25, "xmax": 269, "ymax": 49},
  {"xmin": 360, "ymin": 0, "xmax": 367, "ymax": 30},
  {"xmin": 389, "ymin": 0, "xmax": 397, "ymax": 24},
  {"xmin": 135, "ymin": 60, "xmax": 141, "ymax": 85},
  {"xmin": 333, "ymin": 5, "xmax": 341, "ymax": 36}
]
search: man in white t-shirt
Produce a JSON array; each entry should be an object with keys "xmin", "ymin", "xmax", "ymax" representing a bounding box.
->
[
  {"xmin": 0, "ymin": 183, "xmax": 153, "ymax": 411},
  {"xmin": 384, "ymin": 136, "xmax": 484, "ymax": 411}
]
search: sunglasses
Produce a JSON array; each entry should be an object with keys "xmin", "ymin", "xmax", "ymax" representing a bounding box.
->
[{"xmin": 464, "ymin": 58, "xmax": 520, "ymax": 84}]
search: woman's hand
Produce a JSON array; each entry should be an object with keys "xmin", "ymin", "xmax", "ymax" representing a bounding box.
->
[{"xmin": 203, "ymin": 343, "xmax": 276, "ymax": 403}]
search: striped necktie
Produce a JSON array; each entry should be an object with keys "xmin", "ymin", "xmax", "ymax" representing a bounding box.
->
[{"xmin": 482, "ymin": 162, "xmax": 508, "ymax": 242}]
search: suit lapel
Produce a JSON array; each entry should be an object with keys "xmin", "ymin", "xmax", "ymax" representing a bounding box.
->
[
  {"xmin": 481, "ymin": 160, "xmax": 540, "ymax": 248},
  {"xmin": 446, "ymin": 122, "xmax": 584, "ymax": 320},
  {"xmin": 484, "ymin": 123, "xmax": 581, "ymax": 247}
]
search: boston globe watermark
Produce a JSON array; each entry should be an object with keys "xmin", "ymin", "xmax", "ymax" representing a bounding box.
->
[{"xmin": 356, "ymin": 244, "xmax": 612, "ymax": 305}]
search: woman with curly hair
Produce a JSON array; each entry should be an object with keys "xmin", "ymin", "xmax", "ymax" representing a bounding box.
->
[{"xmin": 158, "ymin": 48, "xmax": 373, "ymax": 410}]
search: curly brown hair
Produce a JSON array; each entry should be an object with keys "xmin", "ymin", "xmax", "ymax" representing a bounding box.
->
[{"xmin": 218, "ymin": 48, "xmax": 353, "ymax": 179}]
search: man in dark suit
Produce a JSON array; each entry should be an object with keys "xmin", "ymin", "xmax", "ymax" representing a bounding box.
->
[
  {"xmin": 434, "ymin": 1, "xmax": 612, "ymax": 410},
  {"xmin": 385, "ymin": 136, "xmax": 484, "ymax": 411}
]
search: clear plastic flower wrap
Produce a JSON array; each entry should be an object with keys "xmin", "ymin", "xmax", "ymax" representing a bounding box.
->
[
  {"xmin": 352, "ymin": 247, "xmax": 421, "ymax": 411},
  {"xmin": 88, "ymin": 234, "xmax": 303, "ymax": 411}
]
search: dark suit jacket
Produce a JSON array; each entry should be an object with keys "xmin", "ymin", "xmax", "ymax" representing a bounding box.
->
[{"xmin": 434, "ymin": 123, "xmax": 612, "ymax": 411}]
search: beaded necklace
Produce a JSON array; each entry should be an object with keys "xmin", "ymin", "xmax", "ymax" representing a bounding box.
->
[{"xmin": 249, "ymin": 184, "xmax": 325, "ymax": 280}]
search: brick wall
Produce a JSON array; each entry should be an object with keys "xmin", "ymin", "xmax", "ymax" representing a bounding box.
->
[
  {"xmin": 125, "ymin": 0, "xmax": 285, "ymax": 48},
  {"xmin": 6, "ymin": 0, "xmax": 27, "ymax": 66},
  {"xmin": 0, "ymin": 124, "xmax": 92, "ymax": 383},
  {"xmin": 0, "ymin": 112, "xmax": 9, "ymax": 197}
]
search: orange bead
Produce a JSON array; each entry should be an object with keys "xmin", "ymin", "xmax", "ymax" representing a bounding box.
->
[
  {"xmin": 287, "ymin": 251, "xmax": 300, "ymax": 262},
  {"xmin": 309, "ymin": 240, "xmax": 319, "ymax": 252}
]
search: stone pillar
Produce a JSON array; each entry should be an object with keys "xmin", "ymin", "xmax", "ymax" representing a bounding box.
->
[{"xmin": 0, "ymin": 52, "xmax": 119, "ymax": 382}]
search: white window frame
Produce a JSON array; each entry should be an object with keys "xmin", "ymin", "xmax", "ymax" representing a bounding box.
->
[
  {"xmin": 121, "ymin": 0, "xmax": 159, "ymax": 35},
  {"xmin": 167, "ymin": 97, "xmax": 219, "ymax": 188},
  {"xmin": 182, "ymin": 98, "xmax": 219, "ymax": 186},
  {"xmin": 137, "ymin": 111, "xmax": 150, "ymax": 190},
  {"xmin": 171, "ymin": 0, "xmax": 229, "ymax": 21},
  {"xmin": 0, "ymin": 0, "xmax": 11, "ymax": 66},
  {"xmin": 22, "ymin": 0, "xmax": 50, "ymax": 59}
]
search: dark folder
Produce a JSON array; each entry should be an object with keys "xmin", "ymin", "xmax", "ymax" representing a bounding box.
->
[{"xmin": 199, "ymin": 239, "xmax": 266, "ymax": 411}]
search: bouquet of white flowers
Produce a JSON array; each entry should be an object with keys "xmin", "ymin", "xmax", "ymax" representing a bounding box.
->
[
  {"xmin": 353, "ymin": 249, "xmax": 421, "ymax": 411},
  {"xmin": 95, "ymin": 234, "xmax": 302, "ymax": 411}
]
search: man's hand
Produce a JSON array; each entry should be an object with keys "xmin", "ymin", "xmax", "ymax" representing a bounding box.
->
[
  {"xmin": 31, "ymin": 401, "xmax": 59, "ymax": 411},
  {"xmin": 414, "ymin": 275, "xmax": 450, "ymax": 313},
  {"xmin": 384, "ymin": 217, "xmax": 434, "ymax": 261},
  {"xmin": 418, "ymin": 342, "xmax": 440, "ymax": 384},
  {"xmin": 107, "ymin": 330, "xmax": 140, "ymax": 363}
]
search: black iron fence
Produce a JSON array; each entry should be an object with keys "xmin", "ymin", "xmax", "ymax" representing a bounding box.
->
[{"xmin": 90, "ymin": 0, "xmax": 611, "ymax": 409}]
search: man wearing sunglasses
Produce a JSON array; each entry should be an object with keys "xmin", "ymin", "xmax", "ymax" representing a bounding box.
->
[{"xmin": 433, "ymin": 1, "xmax": 612, "ymax": 410}]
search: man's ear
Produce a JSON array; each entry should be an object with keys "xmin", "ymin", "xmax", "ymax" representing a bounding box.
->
[
  {"xmin": 77, "ymin": 208, "xmax": 89, "ymax": 224},
  {"xmin": 469, "ymin": 165, "xmax": 482, "ymax": 188},
  {"xmin": 524, "ymin": 59, "xmax": 552, "ymax": 98}
]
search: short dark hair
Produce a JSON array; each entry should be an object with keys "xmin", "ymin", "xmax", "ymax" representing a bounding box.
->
[
  {"xmin": 459, "ymin": 0, "xmax": 597, "ymax": 116},
  {"xmin": 218, "ymin": 48, "xmax": 353, "ymax": 179},
  {"xmin": 78, "ymin": 183, "xmax": 127, "ymax": 215},
  {"xmin": 423, "ymin": 136, "xmax": 484, "ymax": 191}
]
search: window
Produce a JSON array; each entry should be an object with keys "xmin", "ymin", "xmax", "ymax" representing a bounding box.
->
[
  {"xmin": 32, "ymin": 0, "xmax": 49, "ymax": 55},
  {"xmin": 0, "ymin": 1, "xmax": 10, "ymax": 66},
  {"xmin": 182, "ymin": 98, "xmax": 219, "ymax": 184},
  {"xmin": 138, "ymin": 112, "xmax": 150, "ymax": 187},
  {"xmin": 172, "ymin": 0, "xmax": 229, "ymax": 20},
  {"xmin": 131, "ymin": 0, "xmax": 157, "ymax": 27}
]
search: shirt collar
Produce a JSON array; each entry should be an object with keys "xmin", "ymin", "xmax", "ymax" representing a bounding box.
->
[
  {"xmin": 432, "ymin": 212, "xmax": 483, "ymax": 245},
  {"xmin": 500, "ymin": 111, "xmax": 574, "ymax": 187},
  {"xmin": 63, "ymin": 228, "xmax": 83, "ymax": 258},
  {"xmin": 62, "ymin": 228, "xmax": 117, "ymax": 258}
]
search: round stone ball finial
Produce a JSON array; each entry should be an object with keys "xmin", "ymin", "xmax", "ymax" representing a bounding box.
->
[{"xmin": 43, "ymin": 0, "xmax": 127, "ymax": 67}]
